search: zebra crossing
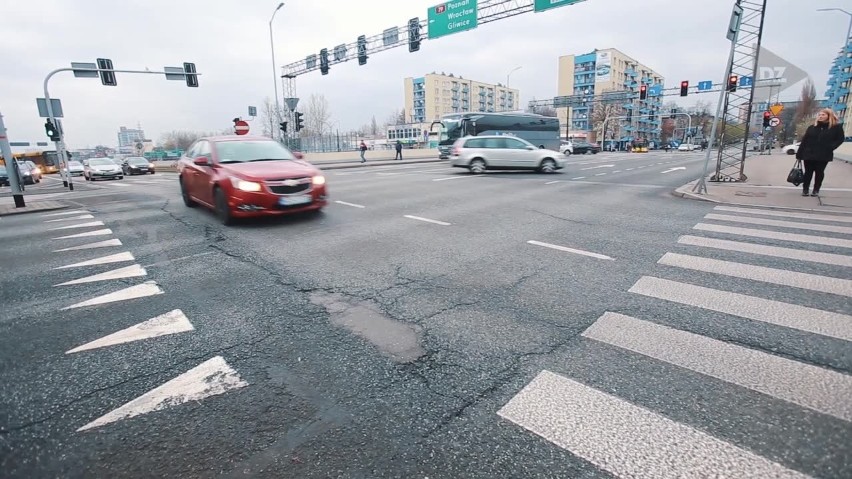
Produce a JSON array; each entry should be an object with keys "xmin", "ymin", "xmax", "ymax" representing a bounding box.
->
[{"xmin": 499, "ymin": 204, "xmax": 852, "ymax": 478}]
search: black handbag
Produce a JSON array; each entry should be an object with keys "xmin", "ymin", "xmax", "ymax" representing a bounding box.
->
[{"xmin": 787, "ymin": 159, "xmax": 804, "ymax": 186}]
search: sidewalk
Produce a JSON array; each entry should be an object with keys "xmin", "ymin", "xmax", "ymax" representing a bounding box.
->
[
  {"xmin": 674, "ymin": 153, "xmax": 852, "ymax": 213},
  {"xmin": 0, "ymin": 199, "xmax": 67, "ymax": 217}
]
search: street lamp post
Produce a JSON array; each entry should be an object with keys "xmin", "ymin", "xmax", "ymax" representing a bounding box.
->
[
  {"xmin": 269, "ymin": 2, "xmax": 285, "ymax": 141},
  {"xmin": 505, "ymin": 66, "xmax": 522, "ymax": 112},
  {"xmin": 817, "ymin": 8, "xmax": 852, "ymax": 45}
]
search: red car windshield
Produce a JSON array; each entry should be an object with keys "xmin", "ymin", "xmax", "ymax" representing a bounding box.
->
[{"xmin": 215, "ymin": 141, "xmax": 296, "ymax": 164}]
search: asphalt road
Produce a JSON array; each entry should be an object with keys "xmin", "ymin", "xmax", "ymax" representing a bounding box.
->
[{"xmin": 1, "ymin": 151, "xmax": 850, "ymax": 478}]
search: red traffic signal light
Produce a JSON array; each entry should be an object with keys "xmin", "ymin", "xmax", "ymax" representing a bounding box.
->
[
  {"xmin": 639, "ymin": 84, "xmax": 647, "ymax": 100},
  {"xmin": 727, "ymin": 75, "xmax": 738, "ymax": 92},
  {"xmin": 680, "ymin": 80, "xmax": 689, "ymax": 96},
  {"xmin": 762, "ymin": 111, "xmax": 772, "ymax": 127}
]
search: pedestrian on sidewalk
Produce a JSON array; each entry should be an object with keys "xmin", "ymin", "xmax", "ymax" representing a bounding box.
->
[
  {"xmin": 359, "ymin": 140, "xmax": 367, "ymax": 163},
  {"xmin": 394, "ymin": 140, "xmax": 403, "ymax": 160},
  {"xmin": 796, "ymin": 108, "xmax": 845, "ymax": 196}
]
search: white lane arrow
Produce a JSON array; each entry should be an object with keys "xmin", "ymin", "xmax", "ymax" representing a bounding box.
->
[
  {"xmin": 661, "ymin": 167, "xmax": 686, "ymax": 174},
  {"xmin": 581, "ymin": 164, "xmax": 615, "ymax": 171}
]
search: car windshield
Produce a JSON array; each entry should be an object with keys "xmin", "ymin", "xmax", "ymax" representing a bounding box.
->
[
  {"xmin": 214, "ymin": 141, "xmax": 296, "ymax": 163},
  {"xmin": 69, "ymin": 161, "xmax": 83, "ymax": 167},
  {"xmin": 0, "ymin": 166, "xmax": 6, "ymax": 174},
  {"xmin": 128, "ymin": 158, "xmax": 148, "ymax": 165},
  {"xmin": 89, "ymin": 159, "xmax": 113, "ymax": 166}
]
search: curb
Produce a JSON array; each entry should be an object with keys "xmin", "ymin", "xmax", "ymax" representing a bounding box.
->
[
  {"xmin": 671, "ymin": 183, "xmax": 721, "ymax": 203},
  {"xmin": 0, "ymin": 201, "xmax": 68, "ymax": 217}
]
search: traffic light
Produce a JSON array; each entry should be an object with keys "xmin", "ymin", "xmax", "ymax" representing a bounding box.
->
[
  {"xmin": 680, "ymin": 80, "xmax": 689, "ymax": 97},
  {"xmin": 319, "ymin": 49, "xmax": 329, "ymax": 75},
  {"xmin": 183, "ymin": 62, "xmax": 198, "ymax": 87},
  {"xmin": 408, "ymin": 17, "xmax": 421, "ymax": 52},
  {"xmin": 727, "ymin": 75, "xmax": 738, "ymax": 92},
  {"xmin": 639, "ymin": 84, "xmax": 647, "ymax": 100},
  {"xmin": 762, "ymin": 111, "xmax": 771, "ymax": 128},
  {"xmin": 670, "ymin": 109, "xmax": 677, "ymax": 119},
  {"xmin": 96, "ymin": 58, "xmax": 116, "ymax": 86},
  {"xmin": 279, "ymin": 121, "xmax": 287, "ymax": 133},
  {"xmin": 44, "ymin": 119, "xmax": 59, "ymax": 141},
  {"xmin": 294, "ymin": 112, "xmax": 304, "ymax": 132},
  {"xmin": 357, "ymin": 35, "xmax": 368, "ymax": 65}
]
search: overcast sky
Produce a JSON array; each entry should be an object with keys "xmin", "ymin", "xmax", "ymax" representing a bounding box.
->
[{"xmin": 1, "ymin": 0, "xmax": 847, "ymax": 148}]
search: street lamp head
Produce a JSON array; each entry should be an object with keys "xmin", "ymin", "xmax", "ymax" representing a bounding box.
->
[{"xmin": 275, "ymin": 2, "xmax": 284, "ymax": 10}]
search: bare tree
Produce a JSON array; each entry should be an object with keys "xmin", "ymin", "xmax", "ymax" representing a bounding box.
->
[
  {"xmin": 591, "ymin": 103, "xmax": 622, "ymax": 134},
  {"xmin": 536, "ymin": 106, "xmax": 558, "ymax": 117},
  {"xmin": 370, "ymin": 116, "xmax": 378, "ymax": 135},
  {"xmin": 159, "ymin": 130, "xmax": 216, "ymax": 150},
  {"xmin": 691, "ymin": 100, "xmax": 714, "ymax": 138},
  {"xmin": 259, "ymin": 96, "xmax": 286, "ymax": 138},
  {"xmin": 793, "ymin": 78, "xmax": 818, "ymax": 136},
  {"xmin": 303, "ymin": 93, "xmax": 332, "ymax": 136}
]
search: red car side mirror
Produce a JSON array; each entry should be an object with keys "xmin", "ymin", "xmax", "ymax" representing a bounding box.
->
[
  {"xmin": 293, "ymin": 152, "xmax": 304, "ymax": 160},
  {"xmin": 193, "ymin": 156, "xmax": 210, "ymax": 166}
]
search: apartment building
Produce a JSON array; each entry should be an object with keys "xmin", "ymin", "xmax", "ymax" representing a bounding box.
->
[
  {"xmin": 825, "ymin": 39, "xmax": 852, "ymax": 137},
  {"xmin": 556, "ymin": 48, "xmax": 665, "ymax": 144},
  {"xmin": 403, "ymin": 72, "xmax": 520, "ymax": 124}
]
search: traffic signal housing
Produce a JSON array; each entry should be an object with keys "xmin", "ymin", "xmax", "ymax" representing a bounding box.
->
[
  {"xmin": 294, "ymin": 112, "xmax": 304, "ymax": 132},
  {"xmin": 279, "ymin": 121, "xmax": 287, "ymax": 133},
  {"xmin": 183, "ymin": 62, "xmax": 198, "ymax": 87},
  {"xmin": 680, "ymin": 81, "xmax": 689, "ymax": 97},
  {"xmin": 44, "ymin": 119, "xmax": 60, "ymax": 141},
  {"xmin": 762, "ymin": 111, "xmax": 771, "ymax": 128},
  {"xmin": 639, "ymin": 84, "xmax": 647, "ymax": 100},
  {"xmin": 97, "ymin": 58, "xmax": 116, "ymax": 86},
  {"xmin": 408, "ymin": 18, "xmax": 421, "ymax": 52},
  {"xmin": 357, "ymin": 35, "xmax": 368, "ymax": 65},
  {"xmin": 320, "ymin": 49, "xmax": 329, "ymax": 75},
  {"xmin": 727, "ymin": 75, "xmax": 738, "ymax": 92}
]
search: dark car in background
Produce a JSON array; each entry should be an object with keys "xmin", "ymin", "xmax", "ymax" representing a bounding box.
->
[
  {"xmin": 17, "ymin": 161, "xmax": 42, "ymax": 184},
  {"xmin": 571, "ymin": 141, "xmax": 601, "ymax": 155},
  {"xmin": 0, "ymin": 165, "xmax": 9, "ymax": 186},
  {"xmin": 122, "ymin": 157, "xmax": 155, "ymax": 175}
]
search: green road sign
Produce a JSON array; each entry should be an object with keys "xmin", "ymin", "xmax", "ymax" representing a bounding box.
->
[
  {"xmin": 534, "ymin": 0, "xmax": 583, "ymax": 12},
  {"xmin": 428, "ymin": 0, "xmax": 478, "ymax": 40}
]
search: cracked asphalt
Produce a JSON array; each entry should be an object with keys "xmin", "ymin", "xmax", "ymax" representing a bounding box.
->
[{"xmin": 2, "ymin": 153, "xmax": 850, "ymax": 478}]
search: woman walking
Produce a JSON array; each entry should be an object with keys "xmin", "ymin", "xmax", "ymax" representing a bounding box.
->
[{"xmin": 796, "ymin": 108, "xmax": 845, "ymax": 196}]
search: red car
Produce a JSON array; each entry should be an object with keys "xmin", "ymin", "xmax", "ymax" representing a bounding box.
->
[{"xmin": 177, "ymin": 136, "xmax": 327, "ymax": 225}]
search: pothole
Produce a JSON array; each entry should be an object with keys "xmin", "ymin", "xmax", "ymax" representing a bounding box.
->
[{"xmin": 310, "ymin": 292, "xmax": 426, "ymax": 363}]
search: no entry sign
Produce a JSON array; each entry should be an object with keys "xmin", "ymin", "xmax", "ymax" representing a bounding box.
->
[{"xmin": 234, "ymin": 120, "xmax": 249, "ymax": 135}]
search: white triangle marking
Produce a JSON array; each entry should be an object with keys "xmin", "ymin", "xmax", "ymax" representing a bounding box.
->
[
  {"xmin": 66, "ymin": 309, "xmax": 194, "ymax": 354},
  {"xmin": 53, "ymin": 239, "xmax": 122, "ymax": 252},
  {"xmin": 41, "ymin": 209, "xmax": 88, "ymax": 217},
  {"xmin": 54, "ymin": 264, "xmax": 146, "ymax": 286},
  {"xmin": 77, "ymin": 356, "xmax": 247, "ymax": 431},
  {"xmin": 49, "ymin": 221, "xmax": 105, "ymax": 231},
  {"xmin": 54, "ymin": 252, "xmax": 135, "ymax": 270},
  {"xmin": 62, "ymin": 281, "xmax": 163, "ymax": 310},
  {"xmin": 44, "ymin": 214, "xmax": 95, "ymax": 223},
  {"xmin": 52, "ymin": 229, "xmax": 113, "ymax": 240}
]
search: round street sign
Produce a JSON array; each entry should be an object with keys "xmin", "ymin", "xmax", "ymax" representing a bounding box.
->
[
  {"xmin": 769, "ymin": 116, "xmax": 781, "ymax": 127},
  {"xmin": 234, "ymin": 120, "xmax": 250, "ymax": 135}
]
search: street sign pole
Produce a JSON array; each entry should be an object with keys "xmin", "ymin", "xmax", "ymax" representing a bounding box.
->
[
  {"xmin": 0, "ymin": 111, "xmax": 26, "ymax": 207},
  {"xmin": 44, "ymin": 68, "xmax": 73, "ymax": 190}
]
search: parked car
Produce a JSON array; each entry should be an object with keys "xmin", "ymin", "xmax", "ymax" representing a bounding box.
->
[
  {"xmin": 560, "ymin": 140, "xmax": 574, "ymax": 155},
  {"xmin": 84, "ymin": 158, "xmax": 124, "ymax": 181},
  {"xmin": 677, "ymin": 143, "xmax": 697, "ymax": 151},
  {"xmin": 571, "ymin": 140, "xmax": 601, "ymax": 155},
  {"xmin": 122, "ymin": 157, "xmax": 155, "ymax": 175},
  {"xmin": 0, "ymin": 165, "xmax": 9, "ymax": 186},
  {"xmin": 177, "ymin": 136, "xmax": 327, "ymax": 225},
  {"xmin": 449, "ymin": 135, "xmax": 566, "ymax": 174},
  {"xmin": 782, "ymin": 142, "xmax": 800, "ymax": 155},
  {"xmin": 17, "ymin": 161, "xmax": 42, "ymax": 184},
  {"xmin": 62, "ymin": 160, "xmax": 85, "ymax": 176}
]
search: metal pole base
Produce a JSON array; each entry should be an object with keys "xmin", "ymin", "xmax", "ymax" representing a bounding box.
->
[
  {"xmin": 63, "ymin": 180, "xmax": 68, "ymax": 187},
  {"xmin": 69, "ymin": 183, "xmax": 74, "ymax": 191},
  {"xmin": 13, "ymin": 194, "xmax": 25, "ymax": 208}
]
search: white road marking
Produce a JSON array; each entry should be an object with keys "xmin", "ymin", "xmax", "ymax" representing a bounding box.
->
[
  {"xmin": 54, "ymin": 264, "xmax": 147, "ymax": 286},
  {"xmin": 527, "ymin": 240, "xmax": 614, "ymax": 260},
  {"xmin": 571, "ymin": 176, "xmax": 586, "ymax": 180},
  {"xmin": 41, "ymin": 210, "xmax": 88, "ymax": 217},
  {"xmin": 594, "ymin": 173, "xmax": 607, "ymax": 176},
  {"xmin": 713, "ymin": 205, "xmax": 852, "ymax": 224},
  {"xmin": 677, "ymin": 235, "xmax": 852, "ymax": 267},
  {"xmin": 66, "ymin": 309, "xmax": 194, "ymax": 354},
  {"xmin": 661, "ymin": 167, "xmax": 686, "ymax": 174},
  {"xmin": 694, "ymin": 223, "xmax": 852, "ymax": 249},
  {"xmin": 62, "ymin": 281, "xmax": 163, "ymax": 310},
  {"xmin": 48, "ymin": 221, "xmax": 105, "ymax": 231},
  {"xmin": 658, "ymin": 252, "xmax": 852, "ymax": 297},
  {"xmin": 583, "ymin": 312, "xmax": 852, "ymax": 422},
  {"xmin": 54, "ymin": 252, "xmax": 135, "ymax": 270},
  {"xmin": 44, "ymin": 214, "xmax": 95, "ymax": 223},
  {"xmin": 612, "ymin": 170, "xmax": 621, "ymax": 173},
  {"xmin": 143, "ymin": 251, "xmax": 216, "ymax": 268},
  {"xmin": 52, "ymin": 229, "xmax": 113, "ymax": 240},
  {"xmin": 581, "ymin": 164, "xmax": 614, "ymax": 170},
  {"xmin": 53, "ymin": 239, "xmax": 122, "ymax": 252},
  {"xmin": 704, "ymin": 213, "xmax": 852, "ymax": 235},
  {"xmin": 403, "ymin": 215, "xmax": 451, "ymax": 226},
  {"xmin": 629, "ymin": 276, "xmax": 852, "ymax": 342},
  {"xmin": 77, "ymin": 356, "xmax": 247, "ymax": 432},
  {"xmin": 109, "ymin": 182, "xmax": 131, "ymax": 187},
  {"xmin": 545, "ymin": 180, "xmax": 561, "ymax": 185},
  {"xmin": 432, "ymin": 175, "xmax": 481, "ymax": 182},
  {"xmin": 498, "ymin": 370, "xmax": 808, "ymax": 479},
  {"xmin": 334, "ymin": 200, "xmax": 366, "ymax": 208},
  {"xmin": 625, "ymin": 168, "xmax": 634, "ymax": 171}
]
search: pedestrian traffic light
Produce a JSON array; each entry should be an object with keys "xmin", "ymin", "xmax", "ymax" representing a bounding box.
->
[
  {"xmin": 357, "ymin": 35, "xmax": 368, "ymax": 65},
  {"xmin": 727, "ymin": 75, "xmax": 738, "ymax": 92},
  {"xmin": 319, "ymin": 49, "xmax": 329, "ymax": 75},
  {"xmin": 639, "ymin": 84, "xmax": 647, "ymax": 100},
  {"xmin": 762, "ymin": 111, "xmax": 771, "ymax": 127},
  {"xmin": 680, "ymin": 80, "xmax": 689, "ymax": 97},
  {"xmin": 96, "ymin": 58, "xmax": 117, "ymax": 86},
  {"xmin": 408, "ymin": 17, "xmax": 421, "ymax": 52},
  {"xmin": 44, "ymin": 119, "xmax": 59, "ymax": 141},
  {"xmin": 279, "ymin": 121, "xmax": 287, "ymax": 133},
  {"xmin": 294, "ymin": 112, "xmax": 304, "ymax": 132},
  {"xmin": 183, "ymin": 62, "xmax": 198, "ymax": 87}
]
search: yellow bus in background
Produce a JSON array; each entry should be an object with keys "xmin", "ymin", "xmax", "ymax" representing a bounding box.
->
[{"xmin": 13, "ymin": 150, "xmax": 60, "ymax": 174}]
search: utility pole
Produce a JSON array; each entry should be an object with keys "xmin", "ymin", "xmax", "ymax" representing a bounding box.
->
[
  {"xmin": 269, "ymin": 2, "xmax": 285, "ymax": 142},
  {"xmin": 0, "ymin": 111, "xmax": 26, "ymax": 207}
]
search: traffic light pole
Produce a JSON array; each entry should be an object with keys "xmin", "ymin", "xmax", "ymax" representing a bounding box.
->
[{"xmin": 0, "ymin": 111, "xmax": 26, "ymax": 207}]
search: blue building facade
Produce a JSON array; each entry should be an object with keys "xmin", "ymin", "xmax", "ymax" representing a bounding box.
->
[{"xmin": 825, "ymin": 39, "xmax": 852, "ymax": 137}]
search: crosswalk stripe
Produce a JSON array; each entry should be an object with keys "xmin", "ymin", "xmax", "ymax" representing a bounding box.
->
[
  {"xmin": 62, "ymin": 281, "xmax": 163, "ymax": 310},
  {"xmin": 677, "ymin": 235, "xmax": 852, "ymax": 267},
  {"xmin": 44, "ymin": 214, "xmax": 95, "ymax": 223},
  {"xmin": 714, "ymin": 206, "xmax": 852, "ymax": 224},
  {"xmin": 498, "ymin": 370, "xmax": 810, "ymax": 478},
  {"xmin": 583, "ymin": 312, "xmax": 852, "ymax": 422},
  {"xmin": 109, "ymin": 182, "xmax": 131, "ymax": 187},
  {"xmin": 659, "ymin": 252, "xmax": 852, "ymax": 297},
  {"xmin": 53, "ymin": 238, "xmax": 122, "ymax": 252},
  {"xmin": 704, "ymin": 213, "xmax": 852, "ymax": 235},
  {"xmin": 41, "ymin": 209, "xmax": 88, "ymax": 217},
  {"xmin": 54, "ymin": 264, "xmax": 147, "ymax": 286},
  {"xmin": 66, "ymin": 309, "xmax": 194, "ymax": 354},
  {"xmin": 694, "ymin": 223, "xmax": 852, "ymax": 249},
  {"xmin": 54, "ymin": 252, "xmax": 135, "ymax": 269},
  {"xmin": 629, "ymin": 276, "xmax": 852, "ymax": 342},
  {"xmin": 52, "ymin": 229, "xmax": 113, "ymax": 240},
  {"xmin": 48, "ymin": 221, "xmax": 105, "ymax": 231}
]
